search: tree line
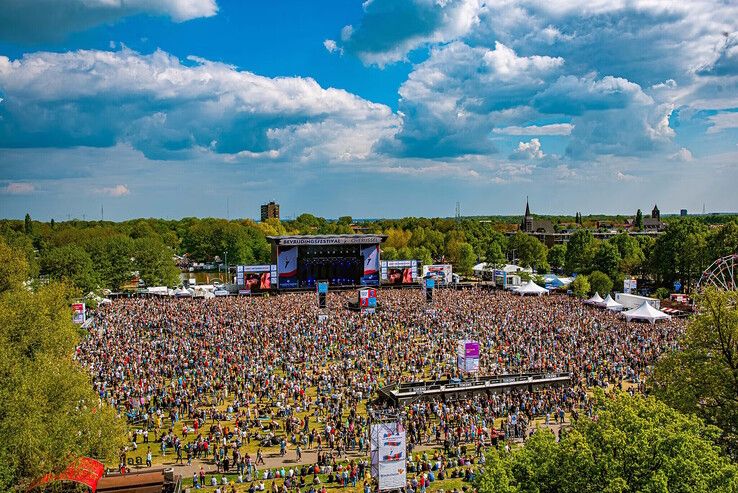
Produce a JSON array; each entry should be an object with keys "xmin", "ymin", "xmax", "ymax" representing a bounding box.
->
[{"xmin": 2, "ymin": 213, "xmax": 737, "ymax": 294}]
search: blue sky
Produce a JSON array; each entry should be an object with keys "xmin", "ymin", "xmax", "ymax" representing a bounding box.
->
[{"xmin": 0, "ymin": 0, "xmax": 737, "ymax": 220}]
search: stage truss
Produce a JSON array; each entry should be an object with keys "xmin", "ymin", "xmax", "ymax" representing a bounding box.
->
[{"xmin": 697, "ymin": 254, "xmax": 738, "ymax": 292}]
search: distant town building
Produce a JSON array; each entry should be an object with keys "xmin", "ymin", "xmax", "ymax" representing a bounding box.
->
[
  {"xmin": 512, "ymin": 199, "xmax": 665, "ymax": 247},
  {"xmin": 520, "ymin": 199, "xmax": 554, "ymax": 234},
  {"xmin": 260, "ymin": 201, "xmax": 280, "ymax": 221},
  {"xmin": 680, "ymin": 209, "xmax": 688, "ymax": 216},
  {"xmin": 642, "ymin": 204, "xmax": 664, "ymax": 231},
  {"xmin": 624, "ymin": 204, "xmax": 665, "ymax": 231}
]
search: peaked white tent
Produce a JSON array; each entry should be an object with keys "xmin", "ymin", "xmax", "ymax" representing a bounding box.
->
[
  {"xmin": 602, "ymin": 294, "xmax": 625, "ymax": 312},
  {"xmin": 515, "ymin": 280, "xmax": 549, "ymax": 296},
  {"xmin": 586, "ymin": 292, "xmax": 605, "ymax": 305},
  {"xmin": 623, "ymin": 301, "xmax": 671, "ymax": 323}
]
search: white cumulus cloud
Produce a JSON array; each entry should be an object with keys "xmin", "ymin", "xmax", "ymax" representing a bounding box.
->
[
  {"xmin": 511, "ymin": 138, "xmax": 544, "ymax": 159},
  {"xmin": 0, "ymin": 0, "xmax": 218, "ymax": 42},
  {"xmin": 337, "ymin": 0, "xmax": 484, "ymax": 66},
  {"xmin": 1, "ymin": 182, "xmax": 35, "ymax": 194},
  {"xmin": 706, "ymin": 111, "xmax": 738, "ymax": 134},
  {"xmin": 95, "ymin": 184, "xmax": 130, "ymax": 197},
  {"xmin": 670, "ymin": 147, "xmax": 694, "ymax": 162},
  {"xmin": 0, "ymin": 47, "xmax": 399, "ymax": 163},
  {"xmin": 493, "ymin": 123, "xmax": 573, "ymax": 136}
]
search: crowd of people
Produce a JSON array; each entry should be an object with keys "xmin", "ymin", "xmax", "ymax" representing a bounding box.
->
[{"xmin": 76, "ymin": 288, "xmax": 685, "ymax": 491}]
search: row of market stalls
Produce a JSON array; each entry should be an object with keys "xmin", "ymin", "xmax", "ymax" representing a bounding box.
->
[{"xmin": 585, "ymin": 292, "xmax": 672, "ymax": 323}]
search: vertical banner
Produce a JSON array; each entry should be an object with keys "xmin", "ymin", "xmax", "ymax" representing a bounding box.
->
[
  {"xmin": 72, "ymin": 303, "xmax": 86, "ymax": 325},
  {"xmin": 378, "ymin": 430, "xmax": 406, "ymax": 490},
  {"xmin": 277, "ymin": 247, "xmax": 299, "ymax": 289},
  {"xmin": 359, "ymin": 288, "xmax": 377, "ymax": 314},
  {"xmin": 371, "ymin": 423, "xmax": 406, "ymax": 491},
  {"xmin": 424, "ymin": 278, "xmax": 435, "ymax": 303},
  {"xmin": 361, "ymin": 245, "xmax": 380, "ymax": 286},
  {"xmin": 457, "ymin": 340, "xmax": 480, "ymax": 373},
  {"xmin": 624, "ymin": 278, "xmax": 637, "ymax": 294},
  {"xmin": 317, "ymin": 281, "xmax": 328, "ymax": 309}
]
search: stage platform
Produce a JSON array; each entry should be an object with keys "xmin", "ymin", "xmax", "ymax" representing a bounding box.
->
[{"xmin": 377, "ymin": 372, "xmax": 571, "ymax": 406}]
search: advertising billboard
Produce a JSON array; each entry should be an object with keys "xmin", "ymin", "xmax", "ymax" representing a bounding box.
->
[
  {"xmin": 371, "ymin": 423, "xmax": 406, "ymax": 491},
  {"xmin": 361, "ymin": 245, "xmax": 380, "ymax": 286},
  {"xmin": 457, "ymin": 340, "xmax": 480, "ymax": 373},
  {"xmin": 359, "ymin": 288, "xmax": 377, "ymax": 314},
  {"xmin": 422, "ymin": 264, "xmax": 453, "ymax": 285},
  {"xmin": 277, "ymin": 247, "xmax": 299, "ymax": 289},
  {"xmin": 317, "ymin": 281, "xmax": 328, "ymax": 309},
  {"xmin": 623, "ymin": 278, "xmax": 637, "ymax": 294},
  {"xmin": 72, "ymin": 303, "xmax": 86, "ymax": 325}
]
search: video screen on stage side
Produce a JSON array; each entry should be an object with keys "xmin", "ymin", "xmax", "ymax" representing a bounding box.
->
[
  {"xmin": 244, "ymin": 272, "xmax": 271, "ymax": 291},
  {"xmin": 387, "ymin": 268, "xmax": 414, "ymax": 285}
]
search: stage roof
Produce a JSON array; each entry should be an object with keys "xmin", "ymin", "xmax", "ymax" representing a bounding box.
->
[{"xmin": 267, "ymin": 234, "xmax": 387, "ymax": 246}]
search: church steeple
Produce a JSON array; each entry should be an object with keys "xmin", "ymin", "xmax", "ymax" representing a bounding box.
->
[
  {"xmin": 525, "ymin": 196, "xmax": 530, "ymax": 217},
  {"xmin": 652, "ymin": 204, "xmax": 660, "ymax": 221}
]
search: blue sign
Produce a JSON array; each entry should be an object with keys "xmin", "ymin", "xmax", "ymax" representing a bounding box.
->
[
  {"xmin": 425, "ymin": 278, "xmax": 435, "ymax": 289},
  {"xmin": 673, "ymin": 281, "xmax": 682, "ymax": 292},
  {"xmin": 317, "ymin": 281, "xmax": 328, "ymax": 294}
]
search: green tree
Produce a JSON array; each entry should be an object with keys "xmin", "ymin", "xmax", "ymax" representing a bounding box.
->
[
  {"xmin": 405, "ymin": 246, "xmax": 432, "ymax": 266},
  {"xmin": 565, "ymin": 229, "xmax": 595, "ymax": 274},
  {"xmin": 593, "ymin": 241, "xmax": 621, "ymax": 279},
  {"xmin": 548, "ymin": 244, "xmax": 567, "ymax": 271},
  {"xmin": 635, "ymin": 208, "xmax": 643, "ymax": 229},
  {"xmin": 84, "ymin": 235, "xmax": 135, "ymax": 291},
  {"xmin": 475, "ymin": 391, "xmax": 738, "ymax": 493},
  {"xmin": 0, "ymin": 278, "xmax": 125, "ymax": 491},
  {"xmin": 650, "ymin": 219, "xmax": 708, "ymax": 291},
  {"xmin": 652, "ymin": 288, "xmax": 738, "ymax": 458},
  {"xmin": 384, "ymin": 228, "xmax": 412, "ymax": 250},
  {"xmin": 707, "ymin": 219, "xmax": 738, "ymax": 260},
  {"xmin": 0, "ymin": 238, "xmax": 29, "ymax": 293},
  {"xmin": 447, "ymin": 241, "xmax": 476, "ymax": 275},
  {"xmin": 381, "ymin": 246, "xmax": 398, "ymax": 260},
  {"xmin": 588, "ymin": 270, "xmax": 613, "ymax": 296},
  {"xmin": 508, "ymin": 232, "xmax": 548, "ymax": 271},
  {"xmin": 24, "ymin": 213, "xmax": 32, "ymax": 235},
  {"xmin": 570, "ymin": 274, "xmax": 590, "ymax": 298},
  {"xmin": 132, "ymin": 237, "xmax": 180, "ymax": 287},
  {"xmin": 654, "ymin": 287, "xmax": 670, "ymax": 299},
  {"xmin": 610, "ymin": 233, "xmax": 645, "ymax": 274},
  {"xmin": 485, "ymin": 242, "xmax": 507, "ymax": 267},
  {"xmin": 40, "ymin": 245, "xmax": 98, "ymax": 292}
]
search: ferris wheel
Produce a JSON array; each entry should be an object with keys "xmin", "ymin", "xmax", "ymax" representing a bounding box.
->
[{"xmin": 697, "ymin": 254, "xmax": 738, "ymax": 292}]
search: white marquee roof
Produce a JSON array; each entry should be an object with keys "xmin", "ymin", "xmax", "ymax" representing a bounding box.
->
[
  {"xmin": 514, "ymin": 280, "xmax": 549, "ymax": 296},
  {"xmin": 602, "ymin": 294, "xmax": 625, "ymax": 311},
  {"xmin": 623, "ymin": 301, "xmax": 671, "ymax": 323},
  {"xmin": 586, "ymin": 292, "xmax": 605, "ymax": 305}
]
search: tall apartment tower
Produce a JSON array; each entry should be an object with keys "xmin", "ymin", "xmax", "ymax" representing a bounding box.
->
[{"xmin": 260, "ymin": 201, "xmax": 280, "ymax": 221}]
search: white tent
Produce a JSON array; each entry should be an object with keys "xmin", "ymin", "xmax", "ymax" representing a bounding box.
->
[
  {"xmin": 586, "ymin": 292, "xmax": 605, "ymax": 305},
  {"xmin": 602, "ymin": 294, "xmax": 625, "ymax": 312},
  {"xmin": 514, "ymin": 280, "xmax": 549, "ymax": 296},
  {"xmin": 174, "ymin": 287, "xmax": 192, "ymax": 297},
  {"xmin": 623, "ymin": 301, "xmax": 671, "ymax": 323}
]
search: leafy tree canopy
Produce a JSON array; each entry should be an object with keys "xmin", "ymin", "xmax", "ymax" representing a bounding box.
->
[{"xmin": 476, "ymin": 391, "xmax": 738, "ymax": 493}]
